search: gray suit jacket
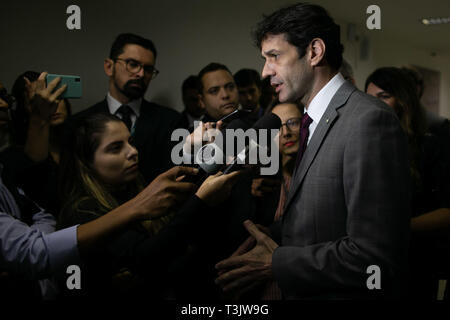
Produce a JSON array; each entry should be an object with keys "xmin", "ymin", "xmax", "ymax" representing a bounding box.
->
[{"xmin": 272, "ymin": 81, "xmax": 411, "ymax": 299}]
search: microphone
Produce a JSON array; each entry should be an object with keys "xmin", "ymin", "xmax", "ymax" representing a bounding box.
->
[
  {"xmin": 188, "ymin": 106, "xmax": 256, "ymax": 176},
  {"xmin": 186, "ymin": 112, "xmax": 281, "ymax": 184},
  {"xmin": 222, "ymin": 113, "xmax": 281, "ymax": 174}
]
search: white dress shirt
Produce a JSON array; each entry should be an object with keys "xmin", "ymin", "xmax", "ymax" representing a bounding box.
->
[
  {"xmin": 305, "ymin": 73, "xmax": 346, "ymax": 144},
  {"xmin": 107, "ymin": 92, "xmax": 142, "ymax": 130}
]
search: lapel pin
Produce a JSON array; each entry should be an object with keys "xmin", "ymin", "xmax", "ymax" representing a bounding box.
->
[{"xmin": 326, "ymin": 118, "xmax": 329, "ymax": 123}]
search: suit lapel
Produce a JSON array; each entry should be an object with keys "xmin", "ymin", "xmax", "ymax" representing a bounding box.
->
[
  {"xmin": 96, "ymin": 99, "xmax": 110, "ymax": 113},
  {"xmin": 283, "ymin": 82, "xmax": 356, "ymax": 213}
]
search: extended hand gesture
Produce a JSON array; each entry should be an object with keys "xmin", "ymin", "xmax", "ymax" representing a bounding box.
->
[
  {"xmin": 215, "ymin": 220, "xmax": 278, "ymax": 299},
  {"xmin": 131, "ymin": 166, "xmax": 198, "ymax": 220},
  {"xmin": 195, "ymin": 170, "xmax": 244, "ymax": 206}
]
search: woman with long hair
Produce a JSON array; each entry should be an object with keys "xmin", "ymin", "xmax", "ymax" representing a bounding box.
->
[
  {"xmin": 254, "ymin": 100, "xmax": 303, "ymax": 222},
  {"xmin": 11, "ymin": 70, "xmax": 72, "ymax": 163},
  {"xmin": 366, "ymin": 67, "xmax": 450, "ymax": 300},
  {"xmin": 58, "ymin": 112, "xmax": 241, "ymax": 297},
  {"xmin": 0, "ymin": 71, "xmax": 72, "ymax": 216}
]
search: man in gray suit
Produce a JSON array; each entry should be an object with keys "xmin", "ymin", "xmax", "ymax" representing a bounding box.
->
[{"xmin": 215, "ymin": 3, "xmax": 411, "ymax": 299}]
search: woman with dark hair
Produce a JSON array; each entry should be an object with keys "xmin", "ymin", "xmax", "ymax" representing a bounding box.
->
[
  {"xmin": 252, "ymin": 100, "xmax": 303, "ymax": 223},
  {"xmin": 366, "ymin": 67, "xmax": 450, "ymax": 300},
  {"xmin": 11, "ymin": 70, "xmax": 72, "ymax": 161},
  {"xmin": 0, "ymin": 71, "xmax": 72, "ymax": 216},
  {"xmin": 239, "ymin": 100, "xmax": 303, "ymax": 299},
  {"xmin": 366, "ymin": 67, "xmax": 426, "ymax": 187},
  {"xmin": 59, "ymin": 113, "xmax": 169, "ymax": 235},
  {"xmin": 58, "ymin": 112, "xmax": 242, "ymax": 298}
]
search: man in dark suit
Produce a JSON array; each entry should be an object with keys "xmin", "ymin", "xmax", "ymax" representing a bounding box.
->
[
  {"xmin": 75, "ymin": 33, "xmax": 180, "ymax": 183},
  {"xmin": 196, "ymin": 63, "xmax": 261, "ymax": 131},
  {"xmin": 197, "ymin": 63, "xmax": 239, "ymax": 124},
  {"xmin": 216, "ymin": 3, "xmax": 411, "ymax": 299}
]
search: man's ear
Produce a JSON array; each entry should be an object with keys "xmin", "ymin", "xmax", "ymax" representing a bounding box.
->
[
  {"xmin": 309, "ymin": 38, "xmax": 326, "ymax": 67},
  {"xmin": 104, "ymin": 58, "xmax": 114, "ymax": 77}
]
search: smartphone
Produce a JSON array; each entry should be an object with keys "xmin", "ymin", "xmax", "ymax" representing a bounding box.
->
[{"xmin": 45, "ymin": 74, "xmax": 82, "ymax": 99}]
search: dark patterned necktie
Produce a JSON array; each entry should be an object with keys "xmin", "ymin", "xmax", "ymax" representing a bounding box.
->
[
  {"xmin": 295, "ymin": 112, "xmax": 313, "ymax": 169},
  {"xmin": 117, "ymin": 105, "xmax": 133, "ymax": 131}
]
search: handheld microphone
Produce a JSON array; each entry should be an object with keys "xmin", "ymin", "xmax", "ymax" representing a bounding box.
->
[
  {"xmin": 186, "ymin": 113, "xmax": 281, "ymax": 184},
  {"xmin": 222, "ymin": 113, "xmax": 281, "ymax": 174}
]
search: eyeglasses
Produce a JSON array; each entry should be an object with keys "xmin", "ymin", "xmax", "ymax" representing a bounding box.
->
[
  {"xmin": 280, "ymin": 117, "xmax": 301, "ymax": 132},
  {"xmin": 114, "ymin": 58, "xmax": 159, "ymax": 79}
]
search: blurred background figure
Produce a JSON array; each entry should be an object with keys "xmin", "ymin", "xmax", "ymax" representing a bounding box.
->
[
  {"xmin": 0, "ymin": 82, "xmax": 14, "ymax": 152},
  {"xmin": 366, "ymin": 67, "xmax": 450, "ymax": 300},
  {"xmin": 178, "ymin": 75, "xmax": 204, "ymax": 132},
  {"xmin": 259, "ymin": 77, "xmax": 277, "ymax": 113},
  {"xmin": 234, "ymin": 68, "xmax": 264, "ymax": 121},
  {"xmin": 11, "ymin": 71, "xmax": 71, "ymax": 162},
  {"xmin": 401, "ymin": 65, "xmax": 450, "ymax": 140},
  {"xmin": 0, "ymin": 71, "xmax": 72, "ymax": 217}
]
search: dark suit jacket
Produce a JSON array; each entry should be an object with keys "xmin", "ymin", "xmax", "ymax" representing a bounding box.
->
[
  {"xmin": 272, "ymin": 81, "xmax": 411, "ymax": 299},
  {"xmin": 73, "ymin": 99, "xmax": 181, "ymax": 183}
]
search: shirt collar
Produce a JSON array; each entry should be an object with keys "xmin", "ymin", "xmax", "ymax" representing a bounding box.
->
[
  {"xmin": 305, "ymin": 73, "xmax": 345, "ymax": 124},
  {"xmin": 107, "ymin": 92, "xmax": 141, "ymax": 117},
  {"xmin": 186, "ymin": 112, "xmax": 204, "ymax": 124}
]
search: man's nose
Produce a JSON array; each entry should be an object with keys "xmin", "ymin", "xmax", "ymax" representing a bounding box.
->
[
  {"xmin": 262, "ymin": 62, "xmax": 274, "ymax": 79},
  {"xmin": 135, "ymin": 67, "xmax": 145, "ymax": 78},
  {"xmin": 220, "ymin": 87, "xmax": 230, "ymax": 99}
]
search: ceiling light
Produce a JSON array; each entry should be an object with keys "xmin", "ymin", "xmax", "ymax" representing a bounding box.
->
[{"xmin": 421, "ymin": 17, "xmax": 450, "ymax": 25}]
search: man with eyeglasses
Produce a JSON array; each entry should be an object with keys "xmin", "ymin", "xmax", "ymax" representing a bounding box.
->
[{"xmin": 74, "ymin": 33, "xmax": 181, "ymax": 183}]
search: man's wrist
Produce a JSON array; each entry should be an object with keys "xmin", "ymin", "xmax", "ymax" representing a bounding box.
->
[{"xmin": 28, "ymin": 115, "xmax": 50, "ymax": 129}]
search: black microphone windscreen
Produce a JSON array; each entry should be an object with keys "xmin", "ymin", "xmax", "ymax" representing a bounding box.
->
[{"xmin": 252, "ymin": 113, "xmax": 281, "ymax": 130}]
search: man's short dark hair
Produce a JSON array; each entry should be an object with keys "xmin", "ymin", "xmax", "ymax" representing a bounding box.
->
[
  {"xmin": 234, "ymin": 69, "xmax": 262, "ymax": 89},
  {"xmin": 109, "ymin": 33, "xmax": 157, "ymax": 60},
  {"xmin": 253, "ymin": 2, "xmax": 343, "ymax": 70},
  {"xmin": 182, "ymin": 75, "xmax": 200, "ymax": 94},
  {"xmin": 197, "ymin": 63, "xmax": 232, "ymax": 92}
]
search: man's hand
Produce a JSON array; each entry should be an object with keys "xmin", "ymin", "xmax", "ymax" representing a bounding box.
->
[
  {"xmin": 25, "ymin": 72, "xmax": 67, "ymax": 124},
  {"xmin": 131, "ymin": 166, "xmax": 199, "ymax": 220},
  {"xmin": 215, "ymin": 220, "xmax": 278, "ymax": 299},
  {"xmin": 183, "ymin": 120, "xmax": 224, "ymax": 154},
  {"xmin": 218, "ymin": 223, "xmax": 272, "ymax": 275},
  {"xmin": 195, "ymin": 170, "xmax": 244, "ymax": 207},
  {"xmin": 251, "ymin": 177, "xmax": 280, "ymax": 197}
]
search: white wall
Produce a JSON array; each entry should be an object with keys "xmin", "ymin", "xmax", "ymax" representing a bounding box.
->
[
  {"xmin": 1, "ymin": 0, "xmax": 449, "ymax": 118},
  {"xmin": 338, "ymin": 19, "xmax": 450, "ymax": 118}
]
